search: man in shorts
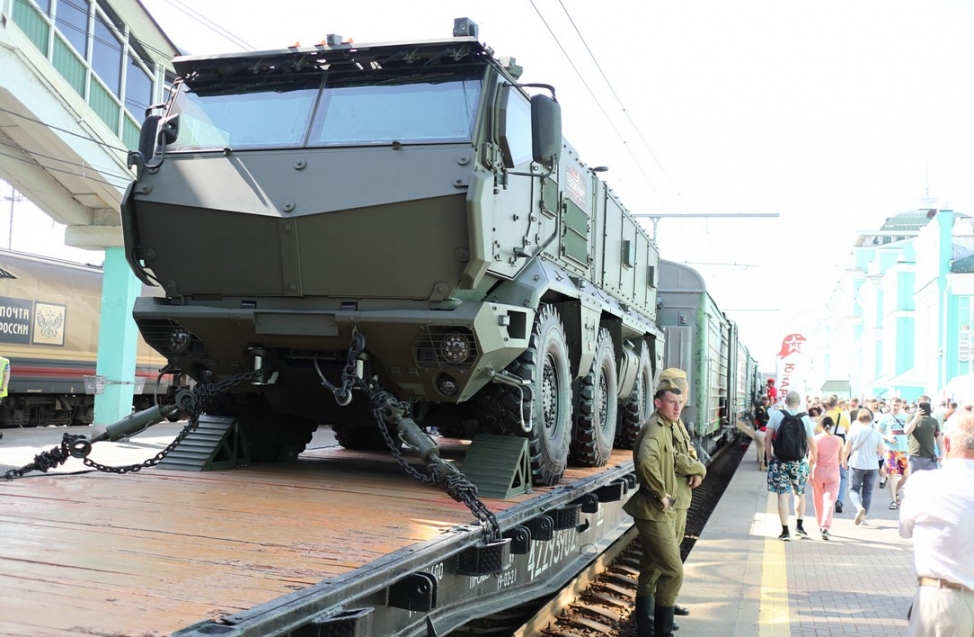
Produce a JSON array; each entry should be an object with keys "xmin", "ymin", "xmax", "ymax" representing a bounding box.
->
[
  {"xmin": 878, "ymin": 398, "xmax": 910, "ymax": 508},
  {"xmin": 765, "ymin": 390, "xmax": 817, "ymax": 540}
]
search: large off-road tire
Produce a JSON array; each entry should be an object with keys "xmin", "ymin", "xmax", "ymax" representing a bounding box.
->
[
  {"xmin": 220, "ymin": 395, "xmax": 316, "ymax": 462},
  {"xmin": 475, "ymin": 304, "xmax": 573, "ymax": 486},
  {"xmin": 616, "ymin": 345, "xmax": 653, "ymax": 449},
  {"xmin": 570, "ymin": 329, "xmax": 618, "ymax": 467},
  {"xmin": 333, "ymin": 424, "xmax": 395, "ymax": 451}
]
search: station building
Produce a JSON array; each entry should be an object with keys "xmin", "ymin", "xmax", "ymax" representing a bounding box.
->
[{"xmin": 813, "ymin": 198, "xmax": 974, "ymax": 402}]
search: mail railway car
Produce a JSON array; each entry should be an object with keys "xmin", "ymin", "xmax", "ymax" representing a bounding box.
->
[{"xmin": 0, "ymin": 248, "xmax": 174, "ymax": 427}]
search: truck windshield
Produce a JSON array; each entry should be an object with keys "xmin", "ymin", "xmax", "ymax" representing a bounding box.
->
[{"xmin": 168, "ymin": 75, "xmax": 482, "ymax": 151}]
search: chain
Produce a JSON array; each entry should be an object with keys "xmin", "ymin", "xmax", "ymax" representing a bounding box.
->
[
  {"xmin": 368, "ymin": 386, "xmax": 436, "ymax": 485},
  {"xmin": 5, "ymin": 342, "xmax": 504, "ymax": 543},
  {"xmin": 315, "ymin": 331, "xmax": 364, "ymax": 406},
  {"xmin": 362, "ymin": 376, "xmax": 502, "ymax": 542},
  {"xmin": 2, "ymin": 370, "xmax": 258, "ymax": 480},
  {"xmin": 79, "ymin": 421, "xmax": 201, "ymax": 474}
]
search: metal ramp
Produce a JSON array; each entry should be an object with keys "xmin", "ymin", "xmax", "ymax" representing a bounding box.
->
[
  {"xmin": 459, "ymin": 434, "xmax": 532, "ymax": 499},
  {"xmin": 157, "ymin": 415, "xmax": 249, "ymax": 471}
]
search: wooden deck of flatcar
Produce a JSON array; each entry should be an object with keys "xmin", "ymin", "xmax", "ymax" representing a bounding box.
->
[{"xmin": 1, "ymin": 434, "xmax": 632, "ymax": 637}]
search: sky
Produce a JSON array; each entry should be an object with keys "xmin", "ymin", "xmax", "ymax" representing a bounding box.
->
[{"xmin": 17, "ymin": 0, "xmax": 974, "ymax": 368}]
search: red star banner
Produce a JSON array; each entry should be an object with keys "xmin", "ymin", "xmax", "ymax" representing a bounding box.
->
[{"xmin": 777, "ymin": 333, "xmax": 806, "ymax": 358}]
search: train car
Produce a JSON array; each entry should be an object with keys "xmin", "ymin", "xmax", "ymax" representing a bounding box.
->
[
  {"xmin": 656, "ymin": 260, "xmax": 758, "ymax": 459},
  {"xmin": 0, "ymin": 248, "xmax": 175, "ymax": 427}
]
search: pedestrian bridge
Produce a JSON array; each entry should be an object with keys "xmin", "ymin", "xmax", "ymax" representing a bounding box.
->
[{"xmin": 0, "ymin": 0, "xmax": 179, "ymax": 422}]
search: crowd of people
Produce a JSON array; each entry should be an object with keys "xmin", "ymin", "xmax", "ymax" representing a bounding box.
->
[
  {"xmin": 738, "ymin": 383, "xmax": 974, "ymax": 636},
  {"xmin": 739, "ymin": 390, "xmax": 956, "ymax": 534}
]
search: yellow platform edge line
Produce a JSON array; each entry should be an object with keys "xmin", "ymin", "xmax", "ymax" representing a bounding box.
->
[{"xmin": 759, "ymin": 491, "xmax": 789, "ymax": 637}]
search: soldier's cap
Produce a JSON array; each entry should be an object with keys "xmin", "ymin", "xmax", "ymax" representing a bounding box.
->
[{"xmin": 658, "ymin": 368, "xmax": 689, "ymax": 394}]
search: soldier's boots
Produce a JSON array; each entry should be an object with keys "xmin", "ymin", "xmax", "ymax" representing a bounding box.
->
[{"xmin": 654, "ymin": 605, "xmax": 676, "ymax": 637}]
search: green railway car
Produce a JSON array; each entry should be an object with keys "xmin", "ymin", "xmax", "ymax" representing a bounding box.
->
[{"xmin": 657, "ymin": 260, "xmax": 761, "ymax": 459}]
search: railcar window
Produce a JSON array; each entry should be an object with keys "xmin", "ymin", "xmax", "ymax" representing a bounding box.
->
[{"xmin": 309, "ymin": 79, "xmax": 481, "ymax": 146}]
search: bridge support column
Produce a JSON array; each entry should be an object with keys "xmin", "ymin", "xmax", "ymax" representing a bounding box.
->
[{"xmin": 94, "ymin": 247, "xmax": 141, "ymax": 425}]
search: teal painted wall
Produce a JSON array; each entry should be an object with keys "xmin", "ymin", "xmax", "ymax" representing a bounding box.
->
[
  {"xmin": 897, "ymin": 271, "xmax": 915, "ymax": 310},
  {"xmin": 896, "ymin": 316, "xmax": 914, "ymax": 371},
  {"xmin": 875, "ymin": 339, "xmax": 883, "ymax": 378},
  {"xmin": 94, "ymin": 248, "xmax": 143, "ymax": 424}
]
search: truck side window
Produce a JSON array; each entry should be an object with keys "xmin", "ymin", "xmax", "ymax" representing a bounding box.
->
[{"xmin": 498, "ymin": 85, "xmax": 532, "ymax": 167}]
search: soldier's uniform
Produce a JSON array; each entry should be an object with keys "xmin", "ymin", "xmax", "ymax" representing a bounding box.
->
[
  {"xmin": 664, "ymin": 369, "xmax": 702, "ymax": 542},
  {"xmin": 623, "ymin": 371, "xmax": 706, "ymax": 637}
]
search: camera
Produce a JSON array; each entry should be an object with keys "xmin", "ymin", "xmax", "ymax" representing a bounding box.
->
[{"xmin": 919, "ymin": 402, "xmax": 932, "ymax": 416}]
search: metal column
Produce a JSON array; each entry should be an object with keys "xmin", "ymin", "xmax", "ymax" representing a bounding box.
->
[{"xmin": 94, "ymin": 247, "xmax": 141, "ymax": 424}]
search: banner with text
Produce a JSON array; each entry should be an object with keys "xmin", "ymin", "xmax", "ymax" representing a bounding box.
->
[
  {"xmin": 775, "ymin": 332, "xmax": 809, "ymax": 402},
  {"xmin": 0, "ymin": 296, "xmax": 67, "ymax": 346}
]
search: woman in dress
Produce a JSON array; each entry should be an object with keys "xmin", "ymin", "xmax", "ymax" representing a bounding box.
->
[{"xmin": 810, "ymin": 415, "xmax": 843, "ymax": 540}]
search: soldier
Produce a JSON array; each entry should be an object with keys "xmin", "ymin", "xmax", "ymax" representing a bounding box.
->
[{"xmin": 624, "ymin": 370, "xmax": 707, "ymax": 637}]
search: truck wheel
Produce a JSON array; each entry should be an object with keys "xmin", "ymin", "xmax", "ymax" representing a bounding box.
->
[
  {"xmin": 473, "ymin": 304, "xmax": 572, "ymax": 485},
  {"xmin": 616, "ymin": 346, "xmax": 652, "ymax": 449},
  {"xmin": 225, "ymin": 396, "xmax": 316, "ymax": 462},
  {"xmin": 521, "ymin": 305, "xmax": 573, "ymax": 485},
  {"xmin": 571, "ymin": 329, "xmax": 618, "ymax": 467},
  {"xmin": 333, "ymin": 424, "xmax": 399, "ymax": 450}
]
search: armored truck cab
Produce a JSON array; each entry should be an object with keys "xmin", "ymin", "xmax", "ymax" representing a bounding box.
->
[{"xmin": 122, "ymin": 21, "xmax": 662, "ymax": 485}]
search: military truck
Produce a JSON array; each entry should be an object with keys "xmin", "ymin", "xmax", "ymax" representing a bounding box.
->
[{"xmin": 122, "ymin": 18, "xmax": 663, "ymax": 486}]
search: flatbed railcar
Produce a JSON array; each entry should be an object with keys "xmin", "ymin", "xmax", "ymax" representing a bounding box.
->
[
  {"xmin": 657, "ymin": 260, "xmax": 761, "ymax": 459},
  {"xmin": 0, "ymin": 248, "xmax": 176, "ymax": 427},
  {"xmin": 0, "ymin": 437, "xmax": 638, "ymax": 637}
]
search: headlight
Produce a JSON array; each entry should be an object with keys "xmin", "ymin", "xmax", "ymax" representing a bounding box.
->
[
  {"xmin": 440, "ymin": 332, "xmax": 472, "ymax": 364},
  {"xmin": 169, "ymin": 329, "xmax": 191, "ymax": 353},
  {"xmin": 437, "ymin": 373, "xmax": 460, "ymax": 397}
]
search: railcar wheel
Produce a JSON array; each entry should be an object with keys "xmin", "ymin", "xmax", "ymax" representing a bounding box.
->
[
  {"xmin": 616, "ymin": 346, "xmax": 652, "ymax": 449},
  {"xmin": 570, "ymin": 329, "xmax": 618, "ymax": 467}
]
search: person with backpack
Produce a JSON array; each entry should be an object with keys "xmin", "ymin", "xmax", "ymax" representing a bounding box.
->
[{"xmin": 765, "ymin": 390, "xmax": 818, "ymax": 541}]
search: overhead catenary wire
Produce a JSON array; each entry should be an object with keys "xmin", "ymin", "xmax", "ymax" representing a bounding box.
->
[
  {"xmin": 555, "ymin": 0, "xmax": 684, "ymax": 205},
  {"xmin": 0, "ymin": 138, "xmax": 135, "ymax": 186},
  {"xmin": 0, "ymin": 107, "xmax": 131, "ymax": 156},
  {"xmin": 0, "ymin": 149, "xmax": 133, "ymax": 191},
  {"xmin": 158, "ymin": 0, "xmax": 257, "ymax": 52},
  {"xmin": 528, "ymin": 0, "xmax": 666, "ymax": 209}
]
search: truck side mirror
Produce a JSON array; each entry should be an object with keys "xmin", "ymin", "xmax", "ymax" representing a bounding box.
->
[
  {"xmin": 531, "ymin": 94, "xmax": 561, "ymax": 169},
  {"xmin": 161, "ymin": 114, "xmax": 180, "ymax": 145},
  {"xmin": 136, "ymin": 114, "xmax": 180, "ymax": 167},
  {"xmin": 138, "ymin": 114, "xmax": 162, "ymax": 162}
]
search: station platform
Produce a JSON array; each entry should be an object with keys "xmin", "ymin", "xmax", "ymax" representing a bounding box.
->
[{"xmin": 677, "ymin": 448, "xmax": 914, "ymax": 636}]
